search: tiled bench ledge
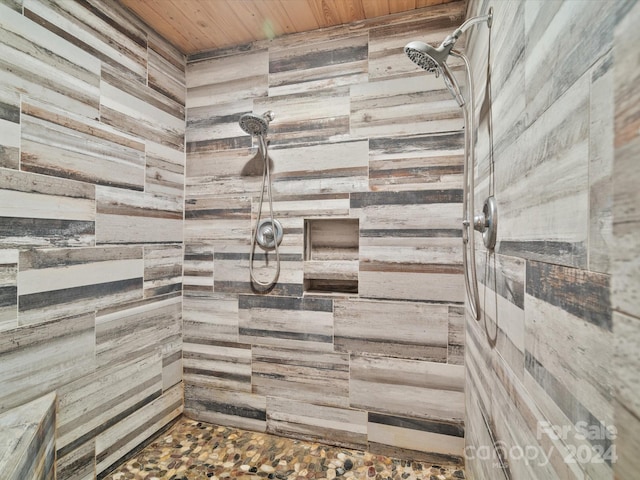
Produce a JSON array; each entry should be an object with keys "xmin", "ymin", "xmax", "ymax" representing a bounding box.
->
[{"xmin": 0, "ymin": 392, "xmax": 56, "ymax": 480}]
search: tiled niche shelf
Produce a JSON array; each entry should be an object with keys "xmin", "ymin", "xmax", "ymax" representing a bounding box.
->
[{"xmin": 304, "ymin": 218, "xmax": 359, "ymax": 294}]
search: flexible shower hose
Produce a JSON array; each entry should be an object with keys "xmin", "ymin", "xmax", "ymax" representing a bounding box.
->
[
  {"xmin": 454, "ymin": 50, "xmax": 481, "ymax": 320},
  {"xmin": 249, "ymin": 134, "xmax": 281, "ymax": 288}
]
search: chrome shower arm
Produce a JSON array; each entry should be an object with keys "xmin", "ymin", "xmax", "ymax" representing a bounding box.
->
[{"xmin": 444, "ymin": 11, "xmax": 493, "ymax": 46}]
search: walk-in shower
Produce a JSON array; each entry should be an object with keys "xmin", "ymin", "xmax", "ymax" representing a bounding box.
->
[
  {"xmin": 405, "ymin": 9, "xmax": 496, "ymax": 320},
  {"xmin": 239, "ymin": 110, "xmax": 283, "ymax": 289}
]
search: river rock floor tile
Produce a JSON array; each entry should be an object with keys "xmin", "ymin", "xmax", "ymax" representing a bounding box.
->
[{"xmin": 105, "ymin": 417, "xmax": 465, "ymax": 480}]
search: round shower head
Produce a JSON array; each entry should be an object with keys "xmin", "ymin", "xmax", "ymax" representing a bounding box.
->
[
  {"xmin": 239, "ymin": 111, "xmax": 275, "ymax": 136},
  {"xmin": 404, "ymin": 40, "xmax": 465, "ymax": 107},
  {"xmin": 404, "ymin": 41, "xmax": 440, "ymax": 73},
  {"xmin": 404, "ymin": 40, "xmax": 454, "ymax": 73}
]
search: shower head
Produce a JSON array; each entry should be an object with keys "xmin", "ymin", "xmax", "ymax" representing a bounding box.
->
[
  {"xmin": 404, "ymin": 10, "xmax": 493, "ymax": 108},
  {"xmin": 239, "ymin": 111, "xmax": 275, "ymax": 136},
  {"xmin": 404, "ymin": 40, "xmax": 465, "ymax": 107}
]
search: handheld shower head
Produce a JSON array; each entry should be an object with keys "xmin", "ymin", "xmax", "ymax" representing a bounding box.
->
[
  {"xmin": 404, "ymin": 40, "xmax": 465, "ymax": 107},
  {"xmin": 239, "ymin": 111, "xmax": 275, "ymax": 136},
  {"xmin": 404, "ymin": 10, "xmax": 493, "ymax": 108}
]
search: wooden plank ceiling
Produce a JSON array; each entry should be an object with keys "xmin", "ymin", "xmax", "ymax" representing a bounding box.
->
[{"xmin": 119, "ymin": 0, "xmax": 459, "ymax": 54}]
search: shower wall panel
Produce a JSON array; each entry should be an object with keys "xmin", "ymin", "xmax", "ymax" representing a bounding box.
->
[
  {"xmin": 612, "ymin": 1, "xmax": 640, "ymax": 477},
  {"xmin": 463, "ymin": 0, "xmax": 625, "ymax": 479},
  {"xmin": 184, "ymin": 0, "xmax": 469, "ymax": 463},
  {"xmin": 0, "ymin": 1, "xmax": 186, "ymax": 478}
]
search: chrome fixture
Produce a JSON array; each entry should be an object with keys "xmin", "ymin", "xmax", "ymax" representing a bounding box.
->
[
  {"xmin": 255, "ymin": 217, "xmax": 283, "ymax": 250},
  {"xmin": 239, "ymin": 110, "xmax": 283, "ymax": 289},
  {"xmin": 405, "ymin": 9, "xmax": 494, "ymax": 320},
  {"xmin": 474, "ymin": 196, "xmax": 497, "ymax": 250},
  {"xmin": 239, "ymin": 111, "xmax": 275, "ymax": 136}
]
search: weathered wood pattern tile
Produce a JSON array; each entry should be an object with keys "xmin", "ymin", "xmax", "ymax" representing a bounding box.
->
[
  {"xmin": 463, "ymin": 0, "xmax": 624, "ymax": 477},
  {"xmin": 0, "ymin": 168, "xmax": 95, "ymax": 249},
  {"xmin": 183, "ymin": 245, "xmax": 214, "ymax": 293},
  {"xmin": 187, "ymin": 98, "xmax": 253, "ymax": 154},
  {"xmin": 143, "ymin": 245, "xmax": 182, "ymax": 297},
  {"xmin": 239, "ymin": 294, "xmax": 333, "ymax": 352},
  {"xmin": 186, "ymin": 148, "xmax": 261, "ymax": 197},
  {"xmin": 0, "ymin": 313, "xmax": 95, "ymax": 414},
  {"xmin": 162, "ymin": 340, "xmax": 182, "ymax": 393},
  {"xmin": 102, "ymin": 61, "xmax": 184, "ymax": 122},
  {"xmin": 95, "ymin": 295, "xmax": 181, "ymax": 369},
  {"xmin": 0, "ymin": 0, "xmax": 22, "ymax": 12},
  {"xmin": 447, "ymin": 305, "xmax": 464, "ymax": 365},
  {"xmin": 266, "ymin": 397, "xmax": 368, "ymax": 450},
  {"xmin": 214, "ymin": 243, "xmax": 303, "ymax": 297},
  {"xmin": 183, "ymin": 340, "xmax": 252, "ymax": 393},
  {"xmin": 270, "ymin": 140, "xmax": 369, "ymax": 196},
  {"xmin": 23, "ymin": 0, "xmax": 148, "ymax": 85},
  {"xmin": 524, "ymin": 263, "xmax": 613, "ymax": 475},
  {"xmin": 18, "ymin": 246, "xmax": 143, "ymax": 326},
  {"xmin": 466, "ymin": 312, "xmax": 585, "ymax": 480},
  {"xmin": 588, "ymin": 52, "xmax": 613, "ymax": 274},
  {"xmin": 145, "ymin": 141, "xmax": 185, "ymax": 203},
  {"xmin": 350, "ymin": 76, "xmax": 463, "ymax": 139},
  {"xmin": 0, "ymin": 3, "xmax": 101, "ymax": 119},
  {"xmin": 465, "ymin": 338, "xmax": 509, "ymax": 479},
  {"xmin": 352, "ymin": 190, "xmax": 463, "ymax": 302},
  {"xmin": 185, "ymin": 383, "xmax": 267, "ymax": 433},
  {"xmin": 612, "ymin": 3, "xmax": 640, "ymax": 477},
  {"xmin": 21, "ymin": 107, "xmax": 145, "ymax": 190},
  {"xmin": 524, "ymin": 0, "xmax": 614, "ymax": 128},
  {"xmin": 368, "ymin": 133, "xmax": 464, "ymax": 192},
  {"xmin": 615, "ymin": 396, "xmax": 640, "ymax": 480},
  {"xmin": 492, "ymin": 353, "xmax": 583, "ymax": 480},
  {"xmin": 468, "ymin": 0, "xmax": 526, "ymax": 163},
  {"xmin": 184, "ymin": 195, "xmax": 251, "ymax": 245},
  {"xmin": 0, "ymin": 392, "xmax": 56, "ymax": 480},
  {"xmin": 253, "ymin": 346, "xmax": 350, "ymax": 408},
  {"xmin": 0, "ymin": 88, "xmax": 20, "ymax": 169},
  {"xmin": 1, "ymin": 0, "xmax": 186, "ymax": 476},
  {"xmin": 253, "ymin": 87, "xmax": 351, "ymax": 146},
  {"xmin": 268, "ymin": 33, "xmax": 368, "ymax": 96},
  {"xmin": 367, "ymin": 2, "xmax": 466, "ymax": 81},
  {"xmin": 0, "ymin": 249, "xmax": 18, "ymax": 332},
  {"xmin": 526, "ymin": 260, "xmax": 610, "ymax": 331},
  {"xmin": 96, "ymin": 186, "xmax": 183, "ymax": 244},
  {"xmin": 612, "ymin": 0, "xmax": 640, "ymax": 322},
  {"xmin": 56, "ymin": 352, "xmax": 162, "ymax": 461},
  {"xmin": 476, "ymin": 253, "xmax": 526, "ymax": 379},
  {"xmin": 334, "ymin": 298, "xmax": 448, "ymax": 361},
  {"xmin": 495, "ymin": 72, "xmax": 590, "ymax": 269},
  {"xmin": 95, "ymin": 383, "xmax": 183, "ymax": 477},
  {"xmin": 186, "ymin": 47, "xmax": 269, "ymax": 109},
  {"xmin": 265, "ymin": 193, "xmax": 351, "ymax": 219},
  {"xmin": 100, "ymin": 81, "xmax": 184, "ymax": 150},
  {"xmin": 368, "ymin": 412, "xmax": 464, "ymax": 465},
  {"xmin": 350, "ymin": 355, "xmax": 464, "ymax": 424},
  {"xmin": 524, "ymin": 367, "xmax": 613, "ymax": 479},
  {"xmin": 148, "ymin": 29, "xmax": 186, "ymax": 108},
  {"xmin": 183, "ymin": 293, "xmax": 239, "ymax": 345},
  {"xmin": 56, "ymin": 439, "xmax": 95, "ymax": 480}
]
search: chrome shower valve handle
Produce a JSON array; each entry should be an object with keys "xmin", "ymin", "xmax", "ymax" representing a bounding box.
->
[{"xmin": 473, "ymin": 196, "xmax": 497, "ymax": 250}]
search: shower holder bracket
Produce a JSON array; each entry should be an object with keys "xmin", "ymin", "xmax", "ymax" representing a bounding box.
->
[
  {"xmin": 473, "ymin": 196, "xmax": 497, "ymax": 250},
  {"xmin": 256, "ymin": 218, "xmax": 283, "ymax": 250}
]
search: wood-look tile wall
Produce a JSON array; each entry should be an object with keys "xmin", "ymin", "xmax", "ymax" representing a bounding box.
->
[
  {"xmin": 184, "ymin": 1, "xmax": 468, "ymax": 463},
  {"xmin": 0, "ymin": 1, "xmax": 185, "ymax": 478},
  {"xmin": 463, "ymin": 0, "xmax": 626, "ymax": 479},
  {"xmin": 612, "ymin": 1, "xmax": 640, "ymax": 478}
]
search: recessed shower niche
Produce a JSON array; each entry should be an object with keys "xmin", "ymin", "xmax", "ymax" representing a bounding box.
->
[{"xmin": 303, "ymin": 218, "xmax": 359, "ymax": 294}]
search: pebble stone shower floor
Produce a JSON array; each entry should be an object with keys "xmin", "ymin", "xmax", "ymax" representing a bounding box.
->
[{"xmin": 105, "ymin": 417, "xmax": 465, "ymax": 480}]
